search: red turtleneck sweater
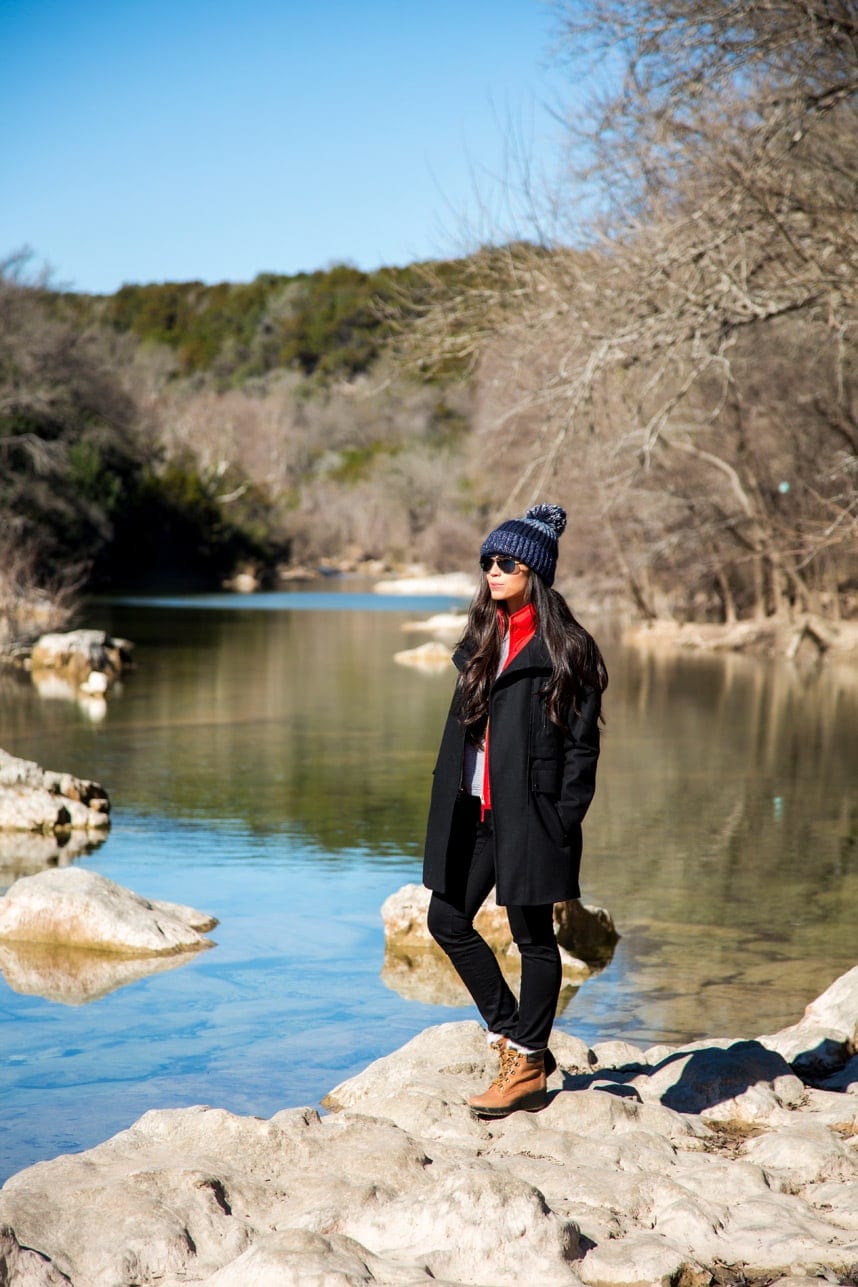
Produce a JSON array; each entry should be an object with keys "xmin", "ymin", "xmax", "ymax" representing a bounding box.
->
[{"xmin": 481, "ymin": 601, "xmax": 537, "ymax": 815}]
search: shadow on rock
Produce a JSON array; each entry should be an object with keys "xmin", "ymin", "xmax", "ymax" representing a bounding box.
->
[{"xmin": 556, "ymin": 1039, "xmax": 806, "ymax": 1119}]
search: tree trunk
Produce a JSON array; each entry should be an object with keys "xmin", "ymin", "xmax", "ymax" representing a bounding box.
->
[{"xmin": 716, "ymin": 569, "xmax": 737, "ymax": 624}]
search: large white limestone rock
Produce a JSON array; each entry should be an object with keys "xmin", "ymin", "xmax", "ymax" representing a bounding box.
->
[
  {"xmin": 382, "ymin": 882, "xmax": 618, "ymax": 964},
  {"xmin": 0, "ymin": 867, "xmax": 217, "ymax": 955}
]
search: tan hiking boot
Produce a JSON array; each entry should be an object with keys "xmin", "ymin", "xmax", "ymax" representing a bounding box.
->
[
  {"xmin": 488, "ymin": 1035, "xmax": 557, "ymax": 1079},
  {"xmin": 468, "ymin": 1048, "xmax": 548, "ymax": 1118}
]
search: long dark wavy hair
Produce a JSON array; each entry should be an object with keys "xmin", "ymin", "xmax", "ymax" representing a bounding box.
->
[{"xmin": 455, "ymin": 572, "xmax": 608, "ymax": 742}]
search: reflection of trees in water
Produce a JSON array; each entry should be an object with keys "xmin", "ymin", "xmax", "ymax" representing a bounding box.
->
[
  {"xmin": 595, "ymin": 647, "xmax": 857, "ymax": 924},
  {"xmin": 1, "ymin": 604, "xmax": 453, "ymax": 856},
  {"xmin": 582, "ymin": 645, "xmax": 857, "ymax": 1039}
]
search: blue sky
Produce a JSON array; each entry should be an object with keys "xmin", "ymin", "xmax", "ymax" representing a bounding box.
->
[{"xmin": 1, "ymin": 0, "xmax": 577, "ymax": 294}]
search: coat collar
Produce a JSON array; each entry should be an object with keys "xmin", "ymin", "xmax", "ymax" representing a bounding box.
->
[
  {"xmin": 452, "ymin": 610, "xmax": 550, "ymax": 676},
  {"xmin": 494, "ymin": 632, "xmax": 551, "ymax": 680}
]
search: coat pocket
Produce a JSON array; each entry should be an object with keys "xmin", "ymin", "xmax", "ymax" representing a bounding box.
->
[
  {"xmin": 530, "ymin": 760, "xmax": 566, "ymax": 844},
  {"xmin": 530, "ymin": 760, "xmax": 561, "ymax": 797}
]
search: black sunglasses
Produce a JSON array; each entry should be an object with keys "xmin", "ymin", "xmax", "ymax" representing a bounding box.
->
[{"xmin": 479, "ymin": 554, "xmax": 525, "ymax": 574}]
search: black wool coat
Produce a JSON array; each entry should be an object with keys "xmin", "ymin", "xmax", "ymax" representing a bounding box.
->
[{"xmin": 423, "ymin": 635, "xmax": 601, "ymax": 907}]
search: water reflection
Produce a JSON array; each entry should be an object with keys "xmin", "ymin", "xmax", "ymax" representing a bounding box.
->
[
  {"xmin": 0, "ymin": 600, "xmax": 453, "ymax": 854},
  {"xmin": 0, "ymin": 829, "xmax": 108, "ymax": 885},
  {"xmin": 0, "ymin": 940, "xmax": 207, "ymax": 1006},
  {"xmin": 577, "ymin": 645, "xmax": 857, "ymax": 1044},
  {"xmin": 380, "ymin": 942, "xmax": 585, "ymax": 1013}
]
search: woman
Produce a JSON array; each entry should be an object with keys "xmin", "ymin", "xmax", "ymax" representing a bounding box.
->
[{"xmin": 423, "ymin": 503, "xmax": 608, "ymax": 1118}]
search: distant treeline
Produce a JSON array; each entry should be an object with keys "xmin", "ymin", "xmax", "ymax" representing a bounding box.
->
[
  {"xmin": 61, "ymin": 261, "xmax": 467, "ymax": 384},
  {"xmin": 0, "ymin": 253, "xmax": 480, "ymax": 631}
]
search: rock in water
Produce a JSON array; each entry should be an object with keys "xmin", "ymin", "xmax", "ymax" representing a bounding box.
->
[
  {"xmin": 28, "ymin": 629, "xmax": 133, "ymax": 692},
  {"xmin": 0, "ymin": 748, "xmax": 110, "ymax": 835},
  {"xmin": 0, "ymin": 868, "xmax": 217, "ymax": 955},
  {"xmin": 381, "ymin": 882, "xmax": 618, "ymax": 1003}
]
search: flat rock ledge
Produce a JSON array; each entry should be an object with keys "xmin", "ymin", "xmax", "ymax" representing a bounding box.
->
[
  {"xmin": 0, "ymin": 867, "xmax": 218, "ymax": 956},
  {"xmin": 381, "ymin": 882, "xmax": 618, "ymax": 1004},
  {"xmin": 0, "ymin": 748, "xmax": 110, "ymax": 836},
  {"xmin": 3, "ymin": 968, "xmax": 856, "ymax": 1286}
]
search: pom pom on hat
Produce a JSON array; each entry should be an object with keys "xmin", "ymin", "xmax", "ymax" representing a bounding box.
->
[
  {"xmin": 480, "ymin": 502, "xmax": 567, "ymax": 587},
  {"xmin": 523, "ymin": 503, "xmax": 567, "ymax": 538}
]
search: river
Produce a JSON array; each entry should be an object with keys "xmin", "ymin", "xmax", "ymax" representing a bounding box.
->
[{"xmin": 0, "ymin": 586, "xmax": 855, "ymax": 1181}]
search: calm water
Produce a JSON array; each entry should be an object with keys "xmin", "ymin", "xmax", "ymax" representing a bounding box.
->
[{"xmin": 0, "ymin": 586, "xmax": 856, "ymax": 1182}]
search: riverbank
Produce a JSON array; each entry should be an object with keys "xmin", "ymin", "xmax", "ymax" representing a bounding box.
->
[
  {"xmin": 623, "ymin": 613, "xmax": 858, "ymax": 663},
  {"xmin": 1, "ymin": 966, "xmax": 856, "ymax": 1285}
]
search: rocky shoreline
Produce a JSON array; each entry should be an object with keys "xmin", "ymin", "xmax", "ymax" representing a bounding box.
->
[
  {"xmin": 622, "ymin": 614, "xmax": 858, "ymax": 663},
  {"xmin": 1, "ymin": 966, "xmax": 856, "ymax": 1285}
]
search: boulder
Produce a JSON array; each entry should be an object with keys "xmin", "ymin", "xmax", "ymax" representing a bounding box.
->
[
  {"xmin": 28, "ymin": 628, "xmax": 133, "ymax": 694},
  {"xmin": 400, "ymin": 611, "xmax": 468, "ymax": 640},
  {"xmin": 383, "ymin": 882, "xmax": 618, "ymax": 963},
  {"xmin": 0, "ymin": 868, "xmax": 217, "ymax": 955},
  {"xmin": 2, "ymin": 969, "xmax": 858, "ymax": 1285},
  {"xmin": 0, "ymin": 749, "xmax": 110, "ymax": 836},
  {"xmin": 554, "ymin": 898, "xmax": 620, "ymax": 965},
  {"xmin": 381, "ymin": 883, "xmax": 618, "ymax": 1005}
]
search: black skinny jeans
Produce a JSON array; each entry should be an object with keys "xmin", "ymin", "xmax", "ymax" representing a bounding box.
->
[{"xmin": 427, "ymin": 794, "xmax": 562, "ymax": 1051}]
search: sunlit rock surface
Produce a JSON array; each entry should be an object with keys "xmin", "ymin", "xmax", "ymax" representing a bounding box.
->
[
  {"xmin": 0, "ymin": 748, "xmax": 110, "ymax": 831},
  {"xmin": 0, "ymin": 868, "xmax": 217, "ymax": 956},
  {"xmin": 2, "ymin": 968, "xmax": 858, "ymax": 1285},
  {"xmin": 381, "ymin": 882, "xmax": 618, "ymax": 1005},
  {"xmin": 761, "ymin": 964, "xmax": 858, "ymax": 1076}
]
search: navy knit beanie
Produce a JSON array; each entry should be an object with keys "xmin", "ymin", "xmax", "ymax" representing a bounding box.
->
[{"xmin": 480, "ymin": 503, "xmax": 567, "ymax": 588}]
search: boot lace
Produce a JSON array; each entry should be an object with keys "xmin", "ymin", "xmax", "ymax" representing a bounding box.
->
[{"xmin": 492, "ymin": 1045, "xmax": 520, "ymax": 1088}]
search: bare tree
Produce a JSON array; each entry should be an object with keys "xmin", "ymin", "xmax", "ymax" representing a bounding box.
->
[{"xmin": 403, "ymin": 0, "xmax": 858, "ymax": 621}]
